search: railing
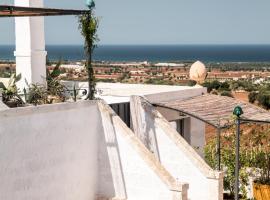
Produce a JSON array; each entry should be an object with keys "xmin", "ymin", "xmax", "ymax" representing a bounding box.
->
[{"xmin": 0, "ymin": 88, "xmax": 88, "ymax": 106}]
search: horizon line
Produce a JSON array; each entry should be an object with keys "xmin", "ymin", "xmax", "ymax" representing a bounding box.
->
[{"xmin": 2, "ymin": 43, "xmax": 270, "ymax": 46}]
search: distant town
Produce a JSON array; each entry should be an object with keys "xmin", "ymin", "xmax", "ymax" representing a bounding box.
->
[
  {"xmin": 1, "ymin": 60, "xmax": 269, "ymax": 84},
  {"xmin": 0, "ymin": 60, "xmax": 270, "ymax": 108}
]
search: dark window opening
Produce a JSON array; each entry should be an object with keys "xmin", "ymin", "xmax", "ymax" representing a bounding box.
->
[{"xmin": 110, "ymin": 102, "xmax": 131, "ymax": 128}]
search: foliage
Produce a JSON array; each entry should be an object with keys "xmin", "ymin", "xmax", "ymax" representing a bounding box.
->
[
  {"xmin": 230, "ymin": 80, "xmax": 257, "ymax": 92},
  {"xmin": 187, "ymin": 80, "xmax": 197, "ymax": 86},
  {"xmin": 205, "ymin": 125, "xmax": 270, "ymax": 199},
  {"xmin": 205, "ymin": 131, "xmax": 248, "ymax": 198},
  {"xmin": 79, "ymin": 3, "xmax": 99, "ymax": 100},
  {"xmin": 257, "ymin": 92, "xmax": 270, "ymax": 110},
  {"xmin": 203, "ymin": 80, "xmax": 221, "ymax": 93},
  {"xmin": 220, "ymin": 91, "xmax": 233, "ymax": 98},
  {"xmin": 248, "ymin": 83, "xmax": 270, "ymax": 109},
  {"xmin": 24, "ymin": 61, "xmax": 66, "ymax": 106},
  {"xmin": 26, "ymin": 83, "xmax": 48, "ymax": 106},
  {"xmin": 248, "ymin": 92, "xmax": 258, "ymax": 104},
  {"xmin": 46, "ymin": 60, "xmax": 65, "ymax": 100},
  {"xmin": 145, "ymin": 78, "xmax": 174, "ymax": 85},
  {"xmin": 0, "ymin": 73, "xmax": 24, "ymax": 107}
]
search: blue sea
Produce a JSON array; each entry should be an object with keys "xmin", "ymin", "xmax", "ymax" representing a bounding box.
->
[{"xmin": 1, "ymin": 45, "xmax": 270, "ymax": 62}]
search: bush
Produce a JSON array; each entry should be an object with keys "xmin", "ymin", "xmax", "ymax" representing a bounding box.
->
[
  {"xmin": 187, "ymin": 80, "xmax": 197, "ymax": 86},
  {"xmin": 205, "ymin": 125, "xmax": 270, "ymax": 198},
  {"xmin": 220, "ymin": 91, "xmax": 233, "ymax": 98},
  {"xmin": 257, "ymin": 92, "xmax": 270, "ymax": 110},
  {"xmin": 248, "ymin": 91, "xmax": 258, "ymax": 104},
  {"xmin": 205, "ymin": 132, "xmax": 248, "ymax": 198}
]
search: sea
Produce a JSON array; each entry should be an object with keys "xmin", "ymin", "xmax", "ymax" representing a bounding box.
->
[{"xmin": 1, "ymin": 45, "xmax": 270, "ymax": 62}]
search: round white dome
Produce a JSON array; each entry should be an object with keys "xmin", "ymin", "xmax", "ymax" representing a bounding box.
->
[{"xmin": 189, "ymin": 61, "xmax": 207, "ymax": 84}]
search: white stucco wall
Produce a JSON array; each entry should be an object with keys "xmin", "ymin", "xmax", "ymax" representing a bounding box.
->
[
  {"xmin": 0, "ymin": 101, "xmax": 189, "ymax": 200},
  {"xmin": 0, "ymin": 102, "xmax": 99, "ymax": 200},
  {"xmin": 130, "ymin": 96, "xmax": 223, "ymax": 200},
  {"xmin": 0, "ymin": 91, "xmax": 8, "ymax": 110},
  {"xmin": 189, "ymin": 118, "xmax": 206, "ymax": 156},
  {"xmin": 98, "ymin": 102, "xmax": 188, "ymax": 200},
  {"xmin": 144, "ymin": 85, "xmax": 207, "ymax": 104},
  {"xmin": 146, "ymin": 86, "xmax": 207, "ymax": 155}
]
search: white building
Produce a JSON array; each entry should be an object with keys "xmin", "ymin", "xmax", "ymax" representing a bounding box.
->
[
  {"xmin": 0, "ymin": 84, "xmax": 223, "ymax": 200},
  {"xmin": 63, "ymin": 82, "xmax": 208, "ymax": 156},
  {"xmin": 2, "ymin": 0, "xmax": 223, "ymax": 199}
]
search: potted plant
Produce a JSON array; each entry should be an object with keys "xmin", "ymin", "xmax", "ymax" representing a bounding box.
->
[
  {"xmin": 46, "ymin": 60, "xmax": 66, "ymax": 103},
  {"xmin": 0, "ymin": 73, "xmax": 24, "ymax": 108},
  {"xmin": 252, "ymin": 148, "xmax": 270, "ymax": 200}
]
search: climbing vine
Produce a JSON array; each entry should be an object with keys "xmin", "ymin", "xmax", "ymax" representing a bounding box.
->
[{"xmin": 79, "ymin": 1, "xmax": 99, "ymax": 100}]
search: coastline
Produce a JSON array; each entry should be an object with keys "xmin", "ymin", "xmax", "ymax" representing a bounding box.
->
[{"xmin": 2, "ymin": 44, "xmax": 270, "ymax": 62}]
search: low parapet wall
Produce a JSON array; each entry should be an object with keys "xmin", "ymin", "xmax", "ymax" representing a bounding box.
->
[
  {"xmin": 0, "ymin": 100, "xmax": 188, "ymax": 200},
  {"xmin": 98, "ymin": 102, "xmax": 188, "ymax": 200},
  {"xmin": 130, "ymin": 96, "xmax": 224, "ymax": 200},
  {"xmin": 0, "ymin": 101, "xmax": 100, "ymax": 200}
]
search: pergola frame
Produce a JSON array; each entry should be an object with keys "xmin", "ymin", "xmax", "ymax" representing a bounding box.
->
[
  {"xmin": 153, "ymin": 97, "xmax": 270, "ymax": 200},
  {"xmin": 0, "ymin": 5, "xmax": 90, "ymax": 17}
]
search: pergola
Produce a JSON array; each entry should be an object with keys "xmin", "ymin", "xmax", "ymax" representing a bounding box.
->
[
  {"xmin": 0, "ymin": 3, "xmax": 92, "ymax": 93},
  {"xmin": 154, "ymin": 94, "xmax": 270, "ymax": 168},
  {"xmin": 0, "ymin": 5, "xmax": 89, "ymax": 17},
  {"xmin": 153, "ymin": 93, "xmax": 270, "ymax": 199}
]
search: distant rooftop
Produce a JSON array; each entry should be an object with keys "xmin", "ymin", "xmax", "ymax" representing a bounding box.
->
[
  {"xmin": 62, "ymin": 81, "xmax": 202, "ymax": 104},
  {"xmin": 96, "ymin": 83, "xmax": 199, "ymax": 104}
]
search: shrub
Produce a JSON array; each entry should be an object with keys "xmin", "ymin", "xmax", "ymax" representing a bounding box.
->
[
  {"xmin": 220, "ymin": 91, "xmax": 233, "ymax": 98},
  {"xmin": 257, "ymin": 92, "xmax": 270, "ymax": 110},
  {"xmin": 248, "ymin": 91, "xmax": 258, "ymax": 104}
]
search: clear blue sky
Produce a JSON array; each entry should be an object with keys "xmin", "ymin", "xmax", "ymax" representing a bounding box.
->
[{"xmin": 1, "ymin": 0, "xmax": 270, "ymax": 45}]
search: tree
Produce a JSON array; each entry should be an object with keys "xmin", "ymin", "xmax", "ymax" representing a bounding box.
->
[
  {"xmin": 257, "ymin": 92, "xmax": 270, "ymax": 110},
  {"xmin": 248, "ymin": 91, "xmax": 258, "ymax": 104},
  {"xmin": 79, "ymin": 1, "xmax": 99, "ymax": 100},
  {"xmin": 220, "ymin": 91, "xmax": 233, "ymax": 98}
]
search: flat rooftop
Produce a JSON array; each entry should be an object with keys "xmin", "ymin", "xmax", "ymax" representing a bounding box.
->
[{"xmin": 95, "ymin": 82, "xmax": 202, "ymax": 104}]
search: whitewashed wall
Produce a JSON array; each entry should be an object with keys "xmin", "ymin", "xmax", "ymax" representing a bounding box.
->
[
  {"xmin": 0, "ymin": 91, "xmax": 8, "ymax": 110},
  {"xmin": 146, "ymin": 86, "xmax": 207, "ymax": 156},
  {"xmin": 130, "ymin": 96, "xmax": 223, "ymax": 200},
  {"xmin": 144, "ymin": 85, "xmax": 207, "ymax": 104},
  {"xmin": 0, "ymin": 102, "xmax": 99, "ymax": 200},
  {"xmin": 0, "ymin": 101, "xmax": 188, "ymax": 200},
  {"xmin": 98, "ymin": 102, "xmax": 188, "ymax": 200}
]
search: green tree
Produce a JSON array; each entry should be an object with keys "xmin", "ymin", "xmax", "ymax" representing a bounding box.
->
[{"xmin": 248, "ymin": 91, "xmax": 258, "ymax": 104}]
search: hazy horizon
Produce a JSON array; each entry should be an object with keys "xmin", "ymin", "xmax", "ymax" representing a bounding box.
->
[{"xmin": 1, "ymin": 0, "xmax": 270, "ymax": 45}]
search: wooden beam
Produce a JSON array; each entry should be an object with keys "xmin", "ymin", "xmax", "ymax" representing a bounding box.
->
[{"xmin": 0, "ymin": 5, "xmax": 90, "ymax": 17}]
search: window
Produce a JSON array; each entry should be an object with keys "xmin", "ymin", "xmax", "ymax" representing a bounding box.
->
[{"xmin": 110, "ymin": 102, "xmax": 131, "ymax": 128}]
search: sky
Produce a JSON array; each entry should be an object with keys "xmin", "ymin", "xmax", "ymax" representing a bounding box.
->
[{"xmin": 1, "ymin": 0, "xmax": 270, "ymax": 45}]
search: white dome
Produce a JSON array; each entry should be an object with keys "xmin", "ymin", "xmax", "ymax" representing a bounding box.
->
[{"xmin": 189, "ymin": 61, "xmax": 207, "ymax": 84}]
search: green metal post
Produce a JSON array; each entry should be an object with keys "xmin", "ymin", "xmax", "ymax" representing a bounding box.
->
[
  {"xmin": 233, "ymin": 106, "xmax": 243, "ymax": 200},
  {"xmin": 235, "ymin": 117, "xmax": 240, "ymax": 200},
  {"xmin": 217, "ymin": 128, "xmax": 221, "ymax": 171}
]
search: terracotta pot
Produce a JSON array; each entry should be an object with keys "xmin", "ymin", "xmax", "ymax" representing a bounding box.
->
[{"xmin": 253, "ymin": 182, "xmax": 270, "ymax": 200}]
